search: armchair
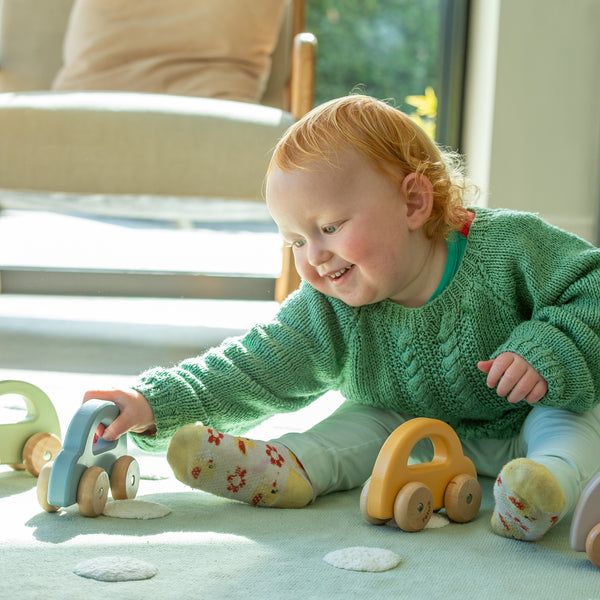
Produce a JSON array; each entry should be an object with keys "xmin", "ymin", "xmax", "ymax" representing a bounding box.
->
[{"xmin": 0, "ymin": 0, "xmax": 315, "ymax": 302}]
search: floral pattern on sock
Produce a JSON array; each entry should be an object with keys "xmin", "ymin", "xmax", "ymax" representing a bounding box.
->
[
  {"xmin": 191, "ymin": 455, "xmax": 216, "ymax": 480},
  {"xmin": 266, "ymin": 444, "xmax": 285, "ymax": 467},
  {"xmin": 235, "ymin": 437, "xmax": 255, "ymax": 455},
  {"xmin": 251, "ymin": 480, "xmax": 279, "ymax": 506},
  {"xmin": 207, "ymin": 429, "xmax": 224, "ymax": 445},
  {"xmin": 227, "ymin": 467, "xmax": 247, "ymax": 493}
]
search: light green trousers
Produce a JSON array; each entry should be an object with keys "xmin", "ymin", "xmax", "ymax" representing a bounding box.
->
[{"xmin": 278, "ymin": 401, "xmax": 600, "ymax": 515}]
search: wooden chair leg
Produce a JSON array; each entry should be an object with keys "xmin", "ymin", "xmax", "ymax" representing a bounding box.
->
[{"xmin": 275, "ymin": 244, "xmax": 301, "ymax": 303}]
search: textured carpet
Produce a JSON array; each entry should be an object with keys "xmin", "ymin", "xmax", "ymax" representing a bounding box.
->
[
  {"xmin": 2, "ymin": 465, "xmax": 599, "ymax": 599},
  {"xmin": 2, "ymin": 370, "xmax": 600, "ymax": 599}
]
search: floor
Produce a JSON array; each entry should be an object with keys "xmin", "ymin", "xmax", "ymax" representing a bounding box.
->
[
  {"xmin": 0, "ymin": 206, "xmax": 282, "ymax": 298},
  {"xmin": 0, "ymin": 205, "xmax": 280, "ymax": 276}
]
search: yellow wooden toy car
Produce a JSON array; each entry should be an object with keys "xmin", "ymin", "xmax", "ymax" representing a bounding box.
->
[
  {"xmin": 360, "ymin": 417, "xmax": 481, "ymax": 531},
  {"xmin": 0, "ymin": 380, "xmax": 62, "ymax": 476}
]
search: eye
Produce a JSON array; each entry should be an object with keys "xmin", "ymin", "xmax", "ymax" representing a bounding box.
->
[
  {"xmin": 291, "ymin": 239, "xmax": 306, "ymax": 249},
  {"xmin": 322, "ymin": 224, "xmax": 339, "ymax": 234}
]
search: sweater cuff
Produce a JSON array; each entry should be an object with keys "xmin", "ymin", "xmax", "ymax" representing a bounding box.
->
[{"xmin": 129, "ymin": 367, "xmax": 209, "ymax": 451}]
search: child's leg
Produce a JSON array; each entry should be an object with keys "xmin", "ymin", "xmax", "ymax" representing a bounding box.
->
[
  {"xmin": 167, "ymin": 402, "xmax": 408, "ymax": 508},
  {"xmin": 491, "ymin": 404, "xmax": 600, "ymax": 541},
  {"xmin": 279, "ymin": 402, "xmax": 409, "ymax": 497}
]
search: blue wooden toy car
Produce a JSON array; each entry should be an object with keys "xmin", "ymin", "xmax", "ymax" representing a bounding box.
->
[{"xmin": 37, "ymin": 399, "xmax": 139, "ymax": 517}]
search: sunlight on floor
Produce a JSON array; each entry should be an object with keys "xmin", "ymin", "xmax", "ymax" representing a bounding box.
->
[{"xmin": 0, "ymin": 209, "xmax": 282, "ymax": 276}]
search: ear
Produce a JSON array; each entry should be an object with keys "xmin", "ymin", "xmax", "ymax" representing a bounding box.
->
[{"xmin": 401, "ymin": 172, "xmax": 434, "ymax": 231}]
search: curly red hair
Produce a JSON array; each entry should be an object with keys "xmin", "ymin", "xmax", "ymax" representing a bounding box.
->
[{"xmin": 268, "ymin": 95, "xmax": 474, "ymax": 239}]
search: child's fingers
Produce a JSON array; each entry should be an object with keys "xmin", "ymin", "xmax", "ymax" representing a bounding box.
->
[
  {"xmin": 477, "ymin": 360, "xmax": 494, "ymax": 374},
  {"xmin": 102, "ymin": 418, "xmax": 127, "ymax": 441},
  {"xmin": 525, "ymin": 379, "xmax": 548, "ymax": 404},
  {"xmin": 484, "ymin": 353, "xmax": 518, "ymax": 390},
  {"xmin": 505, "ymin": 368, "xmax": 540, "ymax": 403},
  {"xmin": 477, "ymin": 352, "xmax": 548, "ymax": 404},
  {"xmin": 82, "ymin": 389, "xmax": 121, "ymax": 404},
  {"xmin": 81, "ymin": 388, "xmax": 155, "ymax": 440},
  {"xmin": 496, "ymin": 360, "xmax": 529, "ymax": 398},
  {"xmin": 82, "ymin": 389, "xmax": 133, "ymax": 440},
  {"xmin": 480, "ymin": 352, "xmax": 548, "ymax": 404}
]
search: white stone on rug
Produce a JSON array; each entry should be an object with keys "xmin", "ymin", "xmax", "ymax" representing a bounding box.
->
[
  {"xmin": 102, "ymin": 499, "xmax": 171, "ymax": 519},
  {"xmin": 324, "ymin": 547, "xmax": 402, "ymax": 572},
  {"xmin": 425, "ymin": 513, "xmax": 449, "ymax": 528},
  {"xmin": 73, "ymin": 556, "xmax": 158, "ymax": 582}
]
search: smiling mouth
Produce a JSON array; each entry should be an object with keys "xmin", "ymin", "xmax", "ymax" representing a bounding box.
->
[{"xmin": 328, "ymin": 266, "xmax": 353, "ymax": 280}]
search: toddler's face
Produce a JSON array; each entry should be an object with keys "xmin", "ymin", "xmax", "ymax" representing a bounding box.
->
[{"xmin": 266, "ymin": 149, "xmax": 430, "ymax": 307}]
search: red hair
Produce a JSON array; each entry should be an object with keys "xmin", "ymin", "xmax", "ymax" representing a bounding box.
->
[{"xmin": 269, "ymin": 95, "xmax": 474, "ymax": 239}]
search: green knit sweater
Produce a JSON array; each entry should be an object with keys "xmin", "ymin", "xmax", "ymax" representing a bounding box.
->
[{"xmin": 131, "ymin": 208, "xmax": 600, "ymax": 452}]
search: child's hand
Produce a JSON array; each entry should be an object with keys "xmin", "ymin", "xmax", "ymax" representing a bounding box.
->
[
  {"xmin": 82, "ymin": 388, "xmax": 156, "ymax": 441},
  {"xmin": 477, "ymin": 352, "xmax": 548, "ymax": 404}
]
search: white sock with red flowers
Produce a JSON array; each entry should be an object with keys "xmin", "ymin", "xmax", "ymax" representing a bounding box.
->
[
  {"xmin": 167, "ymin": 424, "xmax": 313, "ymax": 508},
  {"xmin": 491, "ymin": 458, "xmax": 566, "ymax": 541}
]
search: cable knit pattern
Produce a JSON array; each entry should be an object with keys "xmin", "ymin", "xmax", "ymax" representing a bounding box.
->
[{"xmin": 131, "ymin": 208, "xmax": 600, "ymax": 452}]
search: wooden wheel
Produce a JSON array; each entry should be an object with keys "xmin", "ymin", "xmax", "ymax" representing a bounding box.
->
[
  {"xmin": 360, "ymin": 479, "xmax": 388, "ymax": 525},
  {"xmin": 393, "ymin": 482, "xmax": 433, "ymax": 532},
  {"xmin": 586, "ymin": 523, "xmax": 600, "ymax": 570},
  {"xmin": 37, "ymin": 462, "xmax": 59, "ymax": 513},
  {"xmin": 444, "ymin": 473, "xmax": 482, "ymax": 523},
  {"xmin": 77, "ymin": 466, "xmax": 110, "ymax": 517},
  {"xmin": 22, "ymin": 432, "xmax": 62, "ymax": 477},
  {"xmin": 110, "ymin": 455, "xmax": 140, "ymax": 500}
]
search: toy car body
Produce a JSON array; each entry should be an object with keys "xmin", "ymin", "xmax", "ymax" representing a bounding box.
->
[
  {"xmin": 570, "ymin": 471, "xmax": 600, "ymax": 569},
  {"xmin": 0, "ymin": 380, "xmax": 62, "ymax": 476},
  {"xmin": 361, "ymin": 417, "xmax": 481, "ymax": 531},
  {"xmin": 37, "ymin": 399, "xmax": 139, "ymax": 517}
]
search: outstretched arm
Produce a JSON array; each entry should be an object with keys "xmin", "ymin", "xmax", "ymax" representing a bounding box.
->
[{"xmin": 478, "ymin": 352, "xmax": 548, "ymax": 404}]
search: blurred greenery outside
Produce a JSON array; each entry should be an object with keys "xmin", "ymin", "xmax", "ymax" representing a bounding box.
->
[{"xmin": 306, "ymin": 0, "xmax": 441, "ymax": 138}]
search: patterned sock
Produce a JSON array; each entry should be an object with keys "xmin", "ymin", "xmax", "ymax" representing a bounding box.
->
[
  {"xmin": 167, "ymin": 424, "xmax": 314, "ymax": 508},
  {"xmin": 491, "ymin": 458, "xmax": 566, "ymax": 541}
]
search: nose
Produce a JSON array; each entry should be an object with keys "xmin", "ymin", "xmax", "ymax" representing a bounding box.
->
[{"xmin": 307, "ymin": 240, "xmax": 331, "ymax": 267}]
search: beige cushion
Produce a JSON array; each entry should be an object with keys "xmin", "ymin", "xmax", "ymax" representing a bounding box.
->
[
  {"xmin": 0, "ymin": 91, "xmax": 295, "ymax": 198},
  {"xmin": 51, "ymin": 0, "xmax": 287, "ymax": 103}
]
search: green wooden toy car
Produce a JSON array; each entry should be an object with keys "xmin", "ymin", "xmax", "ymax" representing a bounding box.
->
[{"xmin": 0, "ymin": 380, "xmax": 62, "ymax": 476}]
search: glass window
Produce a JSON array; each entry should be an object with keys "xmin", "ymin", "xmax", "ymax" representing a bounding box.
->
[{"xmin": 306, "ymin": 0, "xmax": 469, "ymax": 150}]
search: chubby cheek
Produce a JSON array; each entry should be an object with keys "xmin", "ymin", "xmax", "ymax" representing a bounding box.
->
[
  {"xmin": 292, "ymin": 253, "xmax": 332, "ymax": 294},
  {"xmin": 294, "ymin": 255, "xmax": 321, "ymax": 288}
]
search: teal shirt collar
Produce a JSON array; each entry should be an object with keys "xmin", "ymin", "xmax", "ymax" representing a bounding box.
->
[{"xmin": 427, "ymin": 229, "xmax": 468, "ymax": 303}]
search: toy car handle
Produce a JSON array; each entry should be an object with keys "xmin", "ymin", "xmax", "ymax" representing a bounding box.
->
[
  {"xmin": 368, "ymin": 417, "xmax": 477, "ymax": 517},
  {"xmin": 47, "ymin": 399, "xmax": 127, "ymax": 508},
  {"xmin": 0, "ymin": 379, "xmax": 61, "ymax": 436}
]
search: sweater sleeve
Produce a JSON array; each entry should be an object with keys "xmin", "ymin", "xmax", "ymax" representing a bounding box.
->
[
  {"xmin": 129, "ymin": 284, "xmax": 351, "ymax": 451},
  {"xmin": 488, "ymin": 213, "xmax": 600, "ymax": 413}
]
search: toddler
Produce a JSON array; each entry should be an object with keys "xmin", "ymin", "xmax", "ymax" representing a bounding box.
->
[{"xmin": 85, "ymin": 95, "xmax": 600, "ymax": 541}]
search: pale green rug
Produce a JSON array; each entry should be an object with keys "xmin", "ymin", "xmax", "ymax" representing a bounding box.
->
[
  {"xmin": 2, "ymin": 370, "xmax": 600, "ymax": 599},
  {"xmin": 2, "ymin": 465, "xmax": 599, "ymax": 599}
]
